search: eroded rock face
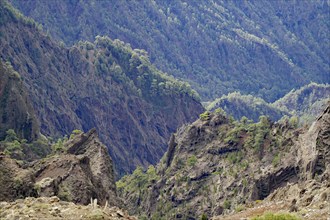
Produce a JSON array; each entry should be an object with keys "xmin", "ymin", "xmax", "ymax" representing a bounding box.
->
[
  {"xmin": 0, "ymin": 157, "xmax": 37, "ymax": 202},
  {"xmin": 0, "ymin": 129, "xmax": 118, "ymax": 207},
  {"xmin": 0, "ymin": 61, "xmax": 40, "ymax": 142},
  {"xmin": 118, "ymin": 104, "xmax": 330, "ymax": 219}
]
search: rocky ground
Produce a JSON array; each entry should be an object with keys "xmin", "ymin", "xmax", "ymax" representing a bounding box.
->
[
  {"xmin": 0, "ymin": 196, "xmax": 136, "ymax": 220},
  {"xmin": 214, "ymin": 179, "xmax": 330, "ymax": 220}
]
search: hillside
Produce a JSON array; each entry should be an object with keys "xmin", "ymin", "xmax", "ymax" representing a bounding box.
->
[
  {"xmin": 117, "ymin": 105, "xmax": 330, "ymax": 219},
  {"xmin": 206, "ymin": 83, "xmax": 330, "ymax": 123},
  {"xmin": 10, "ymin": 0, "xmax": 330, "ymax": 101},
  {"xmin": 0, "ymin": 61, "xmax": 39, "ymax": 142},
  {"xmin": 0, "ymin": 1, "xmax": 203, "ymax": 176},
  {"xmin": 206, "ymin": 92, "xmax": 288, "ymax": 122},
  {"xmin": 274, "ymin": 82, "xmax": 330, "ymax": 123}
]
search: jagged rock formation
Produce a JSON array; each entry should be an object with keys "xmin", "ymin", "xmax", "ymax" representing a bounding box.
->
[
  {"xmin": 117, "ymin": 104, "xmax": 330, "ymax": 219},
  {"xmin": 0, "ymin": 1, "xmax": 203, "ymax": 175},
  {"xmin": 0, "ymin": 61, "xmax": 39, "ymax": 141},
  {"xmin": 0, "ymin": 129, "xmax": 118, "ymax": 207},
  {"xmin": 0, "ymin": 196, "xmax": 136, "ymax": 220}
]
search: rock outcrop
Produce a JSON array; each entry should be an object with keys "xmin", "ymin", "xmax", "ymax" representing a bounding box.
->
[
  {"xmin": 0, "ymin": 129, "xmax": 118, "ymax": 207},
  {"xmin": 117, "ymin": 104, "xmax": 330, "ymax": 219}
]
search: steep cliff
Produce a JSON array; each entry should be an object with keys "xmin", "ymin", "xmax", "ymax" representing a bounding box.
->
[
  {"xmin": 0, "ymin": 61, "xmax": 39, "ymax": 142},
  {"xmin": 117, "ymin": 104, "xmax": 330, "ymax": 219},
  {"xmin": 0, "ymin": 1, "xmax": 203, "ymax": 175}
]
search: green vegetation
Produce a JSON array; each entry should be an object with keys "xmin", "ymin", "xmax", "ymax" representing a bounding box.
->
[
  {"xmin": 11, "ymin": 1, "xmax": 329, "ymax": 101},
  {"xmin": 274, "ymin": 83, "xmax": 330, "ymax": 124},
  {"xmin": 207, "ymin": 92, "xmax": 288, "ymax": 122},
  {"xmin": 0, "ymin": 2, "xmax": 204, "ymax": 176},
  {"xmin": 200, "ymin": 111, "xmax": 210, "ymax": 121},
  {"xmin": 251, "ymin": 212, "xmax": 300, "ymax": 220},
  {"xmin": 69, "ymin": 129, "xmax": 83, "ymax": 139},
  {"xmin": 187, "ymin": 155, "xmax": 198, "ymax": 166},
  {"xmin": 223, "ymin": 199, "xmax": 231, "ymax": 209},
  {"xmin": 201, "ymin": 213, "xmax": 208, "ymax": 220},
  {"xmin": 235, "ymin": 204, "xmax": 245, "ymax": 212},
  {"xmin": 0, "ymin": 129, "xmax": 50, "ymax": 159},
  {"xmin": 116, "ymin": 165, "xmax": 160, "ymax": 194},
  {"xmin": 91, "ymin": 36, "xmax": 200, "ymax": 103},
  {"xmin": 0, "ymin": 0, "xmax": 42, "ymax": 30},
  {"xmin": 272, "ymin": 153, "xmax": 281, "ymax": 167},
  {"xmin": 52, "ymin": 138, "xmax": 65, "ymax": 153}
]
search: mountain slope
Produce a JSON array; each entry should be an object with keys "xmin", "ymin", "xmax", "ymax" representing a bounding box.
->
[
  {"xmin": 0, "ymin": 1, "xmax": 203, "ymax": 176},
  {"xmin": 206, "ymin": 92, "xmax": 288, "ymax": 122},
  {"xmin": 206, "ymin": 83, "xmax": 330, "ymax": 123},
  {"xmin": 274, "ymin": 82, "xmax": 330, "ymax": 123},
  {"xmin": 0, "ymin": 61, "xmax": 39, "ymax": 142},
  {"xmin": 10, "ymin": 0, "xmax": 330, "ymax": 101},
  {"xmin": 117, "ymin": 105, "xmax": 330, "ymax": 219}
]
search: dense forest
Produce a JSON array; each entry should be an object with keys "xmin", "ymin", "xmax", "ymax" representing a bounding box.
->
[{"xmin": 10, "ymin": 0, "xmax": 330, "ymax": 101}]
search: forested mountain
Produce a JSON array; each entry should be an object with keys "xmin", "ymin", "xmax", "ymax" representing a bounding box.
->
[
  {"xmin": 206, "ymin": 83, "xmax": 330, "ymax": 123},
  {"xmin": 274, "ymin": 82, "xmax": 330, "ymax": 123},
  {"xmin": 1, "ymin": 1, "xmax": 329, "ymax": 219},
  {"xmin": 10, "ymin": 0, "xmax": 330, "ymax": 101},
  {"xmin": 206, "ymin": 92, "xmax": 288, "ymax": 122},
  {"xmin": 0, "ymin": 1, "xmax": 203, "ymax": 176}
]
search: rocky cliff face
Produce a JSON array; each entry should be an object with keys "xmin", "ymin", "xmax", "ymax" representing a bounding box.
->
[
  {"xmin": 0, "ymin": 129, "xmax": 118, "ymax": 207},
  {"xmin": 0, "ymin": 1, "xmax": 203, "ymax": 175},
  {"xmin": 0, "ymin": 61, "xmax": 39, "ymax": 142},
  {"xmin": 117, "ymin": 104, "xmax": 330, "ymax": 219}
]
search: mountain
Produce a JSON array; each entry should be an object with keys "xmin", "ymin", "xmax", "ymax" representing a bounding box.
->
[
  {"xmin": 0, "ymin": 1, "xmax": 203, "ymax": 176},
  {"xmin": 206, "ymin": 83, "xmax": 330, "ymax": 123},
  {"xmin": 0, "ymin": 61, "xmax": 39, "ymax": 142},
  {"xmin": 10, "ymin": 0, "xmax": 330, "ymax": 101},
  {"xmin": 206, "ymin": 91, "xmax": 288, "ymax": 122},
  {"xmin": 117, "ymin": 104, "xmax": 330, "ymax": 219},
  {"xmin": 274, "ymin": 82, "xmax": 330, "ymax": 123}
]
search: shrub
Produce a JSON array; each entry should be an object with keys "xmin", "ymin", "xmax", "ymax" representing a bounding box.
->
[
  {"xmin": 201, "ymin": 213, "xmax": 208, "ymax": 220},
  {"xmin": 4, "ymin": 129, "xmax": 18, "ymax": 142},
  {"xmin": 187, "ymin": 155, "xmax": 198, "ymax": 166},
  {"xmin": 223, "ymin": 199, "xmax": 231, "ymax": 209},
  {"xmin": 272, "ymin": 153, "xmax": 281, "ymax": 167},
  {"xmin": 235, "ymin": 204, "xmax": 245, "ymax": 212},
  {"xmin": 200, "ymin": 111, "xmax": 210, "ymax": 121}
]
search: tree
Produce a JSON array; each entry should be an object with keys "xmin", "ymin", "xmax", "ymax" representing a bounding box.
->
[{"xmin": 5, "ymin": 129, "xmax": 18, "ymax": 142}]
